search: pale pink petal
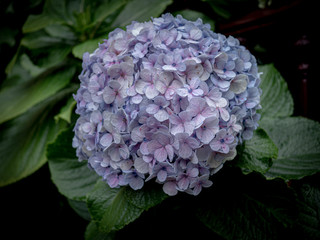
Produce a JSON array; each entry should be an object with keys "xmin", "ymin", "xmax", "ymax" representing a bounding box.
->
[
  {"xmin": 163, "ymin": 182, "xmax": 178, "ymax": 196},
  {"xmin": 134, "ymin": 157, "xmax": 149, "ymax": 174},
  {"xmin": 154, "ymin": 147, "xmax": 167, "ymax": 162},
  {"xmin": 165, "ymin": 144, "xmax": 174, "ymax": 161},
  {"xmin": 146, "ymin": 104, "xmax": 159, "ymax": 114},
  {"xmin": 127, "ymin": 85, "xmax": 137, "ymax": 96},
  {"xmin": 119, "ymin": 146, "xmax": 129, "ymax": 159},
  {"xmin": 147, "ymin": 140, "xmax": 162, "ymax": 153},
  {"xmin": 225, "ymin": 70, "xmax": 236, "ymax": 78},
  {"xmin": 145, "ymin": 85, "xmax": 159, "ymax": 99},
  {"xmin": 142, "ymin": 155, "xmax": 154, "ymax": 163},
  {"xmin": 178, "ymin": 177, "xmax": 189, "ymax": 190},
  {"xmin": 108, "ymin": 80, "xmax": 121, "ymax": 90},
  {"xmin": 193, "ymin": 114, "xmax": 206, "ymax": 129},
  {"xmin": 217, "ymin": 98, "xmax": 228, "ymax": 108},
  {"xmin": 184, "ymin": 121, "xmax": 195, "ymax": 136},
  {"xmin": 100, "ymin": 133, "xmax": 113, "ymax": 148},
  {"xmin": 171, "ymin": 124, "xmax": 184, "ymax": 135},
  {"xmin": 162, "ymin": 65, "xmax": 177, "ymax": 71},
  {"xmin": 176, "ymin": 88, "xmax": 188, "ymax": 97},
  {"xmin": 140, "ymin": 141, "xmax": 150, "ymax": 155},
  {"xmin": 169, "ymin": 114, "xmax": 182, "ymax": 125},
  {"xmin": 131, "ymin": 94, "xmax": 143, "ymax": 104},
  {"xmin": 202, "ymin": 107, "xmax": 218, "ymax": 118},
  {"xmin": 219, "ymin": 107, "xmax": 230, "ymax": 121},
  {"xmin": 157, "ymin": 170, "xmax": 167, "ymax": 182},
  {"xmin": 155, "ymin": 80, "xmax": 167, "ymax": 94},
  {"xmin": 108, "ymin": 147, "xmax": 120, "ymax": 162},
  {"xmin": 221, "ymin": 144, "xmax": 230, "ymax": 153},
  {"xmin": 188, "ymin": 168, "xmax": 199, "ymax": 177},
  {"xmin": 154, "ymin": 132, "xmax": 170, "ymax": 146},
  {"xmin": 103, "ymin": 87, "xmax": 116, "ymax": 104},
  {"xmin": 179, "ymin": 111, "xmax": 192, "ymax": 122},
  {"xmin": 192, "ymin": 89, "xmax": 204, "ymax": 96},
  {"xmin": 154, "ymin": 109, "xmax": 169, "ymax": 122},
  {"xmin": 135, "ymin": 80, "xmax": 148, "ymax": 94},
  {"xmin": 186, "ymin": 137, "xmax": 200, "ymax": 149},
  {"xmin": 209, "ymin": 140, "xmax": 221, "ymax": 151},
  {"xmin": 201, "ymin": 129, "xmax": 215, "ymax": 144},
  {"xmin": 179, "ymin": 143, "xmax": 192, "ymax": 159},
  {"xmin": 131, "ymin": 127, "xmax": 145, "ymax": 142}
]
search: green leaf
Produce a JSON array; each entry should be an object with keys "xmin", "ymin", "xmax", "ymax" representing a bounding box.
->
[
  {"xmin": 93, "ymin": 0, "xmax": 127, "ymax": 25},
  {"xmin": 72, "ymin": 37, "xmax": 104, "ymax": 59},
  {"xmin": 0, "ymin": 86, "xmax": 75, "ymax": 187},
  {"xmin": 21, "ymin": 31, "xmax": 65, "ymax": 49},
  {"xmin": 22, "ymin": 14, "xmax": 57, "ymax": 33},
  {"xmin": 111, "ymin": 0, "xmax": 173, "ymax": 28},
  {"xmin": 293, "ymin": 181, "xmax": 320, "ymax": 239},
  {"xmin": 85, "ymin": 222, "xmax": 115, "ymax": 240},
  {"xmin": 203, "ymin": 0, "xmax": 232, "ymax": 19},
  {"xmin": 260, "ymin": 117, "xmax": 320, "ymax": 180},
  {"xmin": 54, "ymin": 97, "xmax": 76, "ymax": 123},
  {"xmin": 68, "ymin": 198, "xmax": 91, "ymax": 221},
  {"xmin": 235, "ymin": 128, "xmax": 278, "ymax": 174},
  {"xmin": 20, "ymin": 54, "xmax": 45, "ymax": 77},
  {"xmin": 87, "ymin": 181, "xmax": 167, "ymax": 233},
  {"xmin": 45, "ymin": 24, "xmax": 76, "ymax": 40},
  {"xmin": 34, "ymin": 45, "xmax": 73, "ymax": 69},
  {"xmin": 174, "ymin": 9, "xmax": 215, "ymax": 30},
  {"xmin": 0, "ymin": 66, "xmax": 75, "ymax": 124},
  {"xmin": 258, "ymin": 64, "xmax": 294, "ymax": 118},
  {"xmin": 42, "ymin": 0, "xmax": 73, "ymax": 24},
  {"xmin": 47, "ymin": 127, "xmax": 100, "ymax": 200},
  {"xmin": 196, "ymin": 170, "xmax": 296, "ymax": 240}
]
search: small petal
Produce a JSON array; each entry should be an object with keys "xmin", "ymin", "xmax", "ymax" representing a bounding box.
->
[
  {"xmin": 157, "ymin": 170, "xmax": 167, "ymax": 182},
  {"xmin": 179, "ymin": 143, "xmax": 192, "ymax": 159},
  {"xmin": 154, "ymin": 109, "xmax": 169, "ymax": 122},
  {"xmin": 146, "ymin": 104, "xmax": 159, "ymax": 114},
  {"xmin": 145, "ymin": 85, "xmax": 159, "ymax": 99},
  {"xmin": 100, "ymin": 133, "xmax": 113, "ymax": 148},
  {"xmin": 163, "ymin": 182, "xmax": 178, "ymax": 196},
  {"xmin": 154, "ymin": 147, "xmax": 168, "ymax": 162}
]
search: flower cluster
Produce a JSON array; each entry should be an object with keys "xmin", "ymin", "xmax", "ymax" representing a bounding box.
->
[{"xmin": 73, "ymin": 13, "xmax": 261, "ymax": 196}]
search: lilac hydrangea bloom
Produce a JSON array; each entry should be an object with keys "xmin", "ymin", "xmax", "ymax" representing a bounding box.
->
[{"xmin": 73, "ymin": 13, "xmax": 261, "ymax": 196}]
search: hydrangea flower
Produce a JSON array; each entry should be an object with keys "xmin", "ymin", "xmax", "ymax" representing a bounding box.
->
[{"xmin": 73, "ymin": 13, "xmax": 262, "ymax": 196}]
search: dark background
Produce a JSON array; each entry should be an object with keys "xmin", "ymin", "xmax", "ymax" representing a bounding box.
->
[{"xmin": 0, "ymin": 0, "xmax": 318, "ymax": 239}]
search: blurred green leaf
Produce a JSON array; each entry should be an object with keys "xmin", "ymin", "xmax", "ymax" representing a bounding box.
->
[
  {"xmin": 33, "ymin": 45, "xmax": 73, "ymax": 69},
  {"xmin": 21, "ymin": 31, "xmax": 65, "ymax": 49},
  {"xmin": 72, "ymin": 36, "xmax": 104, "ymax": 59},
  {"xmin": 93, "ymin": 0, "xmax": 127, "ymax": 25},
  {"xmin": 201, "ymin": 0, "xmax": 232, "ymax": 19},
  {"xmin": 20, "ymin": 54, "xmax": 45, "ymax": 77},
  {"xmin": 112, "ymin": 0, "xmax": 173, "ymax": 27},
  {"xmin": 85, "ymin": 222, "xmax": 116, "ymax": 240},
  {"xmin": 260, "ymin": 117, "xmax": 320, "ymax": 180},
  {"xmin": 197, "ymin": 171, "xmax": 296, "ymax": 240},
  {"xmin": 45, "ymin": 24, "xmax": 77, "ymax": 40},
  {"xmin": 54, "ymin": 97, "xmax": 76, "ymax": 123},
  {"xmin": 68, "ymin": 198, "xmax": 92, "ymax": 221},
  {"xmin": 23, "ymin": 14, "xmax": 58, "ymax": 33},
  {"xmin": 236, "ymin": 128, "xmax": 278, "ymax": 174},
  {"xmin": 0, "ymin": 66, "xmax": 75, "ymax": 124},
  {"xmin": 293, "ymin": 181, "xmax": 320, "ymax": 239},
  {"xmin": 47, "ymin": 127, "xmax": 100, "ymax": 200},
  {"xmin": 0, "ymin": 86, "xmax": 76, "ymax": 187},
  {"xmin": 0, "ymin": 27, "xmax": 18, "ymax": 46}
]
